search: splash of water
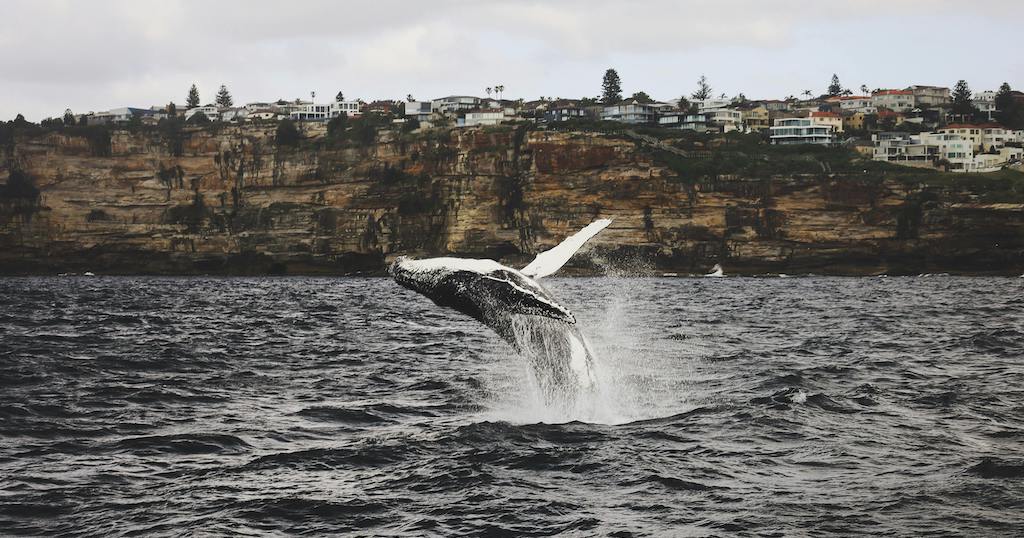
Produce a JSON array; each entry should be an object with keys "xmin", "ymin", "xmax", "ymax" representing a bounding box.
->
[{"xmin": 478, "ymin": 276, "xmax": 705, "ymax": 425}]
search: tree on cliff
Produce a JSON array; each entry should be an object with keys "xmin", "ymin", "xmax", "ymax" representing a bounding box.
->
[
  {"xmin": 186, "ymin": 84, "xmax": 200, "ymax": 109},
  {"xmin": 951, "ymin": 80, "xmax": 980, "ymax": 121},
  {"xmin": 629, "ymin": 91, "xmax": 654, "ymax": 104},
  {"xmin": 994, "ymin": 83, "xmax": 1024, "ymax": 129},
  {"xmin": 601, "ymin": 69, "xmax": 622, "ymax": 104},
  {"xmin": 327, "ymin": 112, "xmax": 348, "ymax": 139},
  {"xmin": 215, "ymin": 85, "xmax": 234, "ymax": 108},
  {"xmin": 828, "ymin": 74, "xmax": 842, "ymax": 96},
  {"xmin": 63, "ymin": 109, "xmax": 76, "ymax": 126},
  {"xmin": 167, "ymin": 102, "xmax": 177, "ymax": 117},
  {"xmin": 275, "ymin": 119, "xmax": 302, "ymax": 147},
  {"xmin": 691, "ymin": 76, "xmax": 712, "ymax": 101},
  {"xmin": 676, "ymin": 96, "xmax": 694, "ymax": 114}
]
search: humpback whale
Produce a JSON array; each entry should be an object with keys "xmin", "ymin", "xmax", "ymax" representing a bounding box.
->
[{"xmin": 390, "ymin": 220, "xmax": 612, "ymax": 403}]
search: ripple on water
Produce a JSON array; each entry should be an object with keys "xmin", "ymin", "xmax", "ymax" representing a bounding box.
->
[{"xmin": 0, "ymin": 275, "xmax": 1022, "ymax": 536}]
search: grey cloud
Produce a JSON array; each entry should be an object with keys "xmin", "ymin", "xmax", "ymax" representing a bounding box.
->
[{"xmin": 1, "ymin": 0, "xmax": 1022, "ymax": 119}]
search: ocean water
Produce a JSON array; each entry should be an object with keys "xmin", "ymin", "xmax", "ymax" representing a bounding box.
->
[{"xmin": 1, "ymin": 276, "xmax": 1023, "ymax": 536}]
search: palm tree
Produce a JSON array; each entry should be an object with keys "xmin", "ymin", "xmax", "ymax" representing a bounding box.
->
[
  {"xmin": 495, "ymin": 85, "xmax": 505, "ymax": 100},
  {"xmin": 802, "ymin": 90, "xmax": 813, "ymax": 99},
  {"xmin": 860, "ymin": 84, "xmax": 869, "ymax": 95},
  {"xmin": 486, "ymin": 87, "xmax": 492, "ymax": 99}
]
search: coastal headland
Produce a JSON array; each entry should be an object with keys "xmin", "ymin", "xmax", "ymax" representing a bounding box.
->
[{"xmin": 2, "ymin": 122, "xmax": 1023, "ymax": 276}]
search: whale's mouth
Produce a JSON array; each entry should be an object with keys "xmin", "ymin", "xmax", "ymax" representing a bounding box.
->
[{"xmin": 389, "ymin": 257, "xmax": 427, "ymax": 294}]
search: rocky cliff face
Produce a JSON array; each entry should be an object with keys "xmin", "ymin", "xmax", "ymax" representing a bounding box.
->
[{"xmin": 2, "ymin": 124, "xmax": 1023, "ymax": 275}]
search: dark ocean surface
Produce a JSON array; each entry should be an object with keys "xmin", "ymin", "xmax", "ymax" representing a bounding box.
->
[{"xmin": 1, "ymin": 276, "xmax": 1023, "ymax": 537}]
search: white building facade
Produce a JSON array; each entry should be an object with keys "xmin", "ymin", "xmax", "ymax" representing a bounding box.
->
[{"xmin": 770, "ymin": 118, "xmax": 835, "ymax": 145}]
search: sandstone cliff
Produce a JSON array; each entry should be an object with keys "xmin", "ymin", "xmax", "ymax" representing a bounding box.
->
[{"xmin": 2, "ymin": 124, "xmax": 1023, "ymax": 275}]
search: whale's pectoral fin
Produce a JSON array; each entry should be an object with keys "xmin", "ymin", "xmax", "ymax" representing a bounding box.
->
[
  {"xmin": 520, "ymin": 219, "xmax": 612, "ymax": 279},
  {"xmin": 469, "ymin": 274, "xmax": 576, "ymax": 324}
]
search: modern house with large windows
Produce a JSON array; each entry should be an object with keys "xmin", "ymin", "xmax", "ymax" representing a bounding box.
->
[
  {"xmin": 769, "ymin": 118, "xmax": 835, "ymax": 145},
  {"xmin": 658, "ymin": 113, "xmax": 709, "ymax": 132},
  {"xmin": 459, "ymin": 109, "xmax": 506, "ymax": 127},
  {"xmin": 288, "ymin": 100, "xmax": 361, "ymax": 121},
  {"xmin": 544, "ymin": 103, "xmax": 591, "ymax": 123},
  {"xmin": 601, "ymin": 101, "xmax": 657, "ymax": 124},
  {"xmin": 403, "ymin": 101, "xmax": 433, "ymax": 122},
  {"xmin": 432, "ymin": 96, "xmax": 482, "ymax": 116}
]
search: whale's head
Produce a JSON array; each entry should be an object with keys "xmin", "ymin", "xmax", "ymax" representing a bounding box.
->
[
  {"xmin": 389, "ymin": 256, "xmax": 436, "ymax": 296},
  {"xmin": 389, "ymin": 256, "xmax": 575, "ymax": 325}
]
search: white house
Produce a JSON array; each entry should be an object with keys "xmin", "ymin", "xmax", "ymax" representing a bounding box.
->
[
  {"xmin": 658, "ymin": 113, "xmax": 709, "ymax": 132},
  {"xmin": 973, "ymin": 91, "xmax": 998, "ymax": 121},
  {"xmin": 873, "ymin": 128, "xmax": 1023, "ymax": 172},
  {"xmin": 432, "ymin": 96, "xmax": 482, "ymax": 115},
  {"xmin": 836, "ymin": 96, "xmax": 875, "ymax": 113},
  {"xmin": 332, "ymin": 100, "xmax": 361, "ymax": 117},
  {"xmin": 696, "ymin": 98, "xmax": 734, "ymax": 112},
  {"xmin": 289, "ymin": 101, "xmax": 361, "ymax": 121},
  {"xmin": 705, "ymin": 109, "xmax": 744, "ymax": 132},
  {"xmin": 459, "ymin": 109, "xmax": 506, "ymax": 127},
  {"xmin": 404, "ymin": 101, "xmax": 433, "ymax": 122},
  {"xmin": 770, "ymin": 118, "xmax": 835, "ymax": 145},
  {"xmin": 185, "ymin": 105, "xmax": 220, "ymax": 122},
  {"xmin": 601, "ymin": 101, "xmax": 657, "ymax": 124},
  {"xmin": 244, "ymin": 102, "xmax": 276, "ymax": 112},
  {"xmin": 219, "ymin": 108, "xmax": 248, "ymax": 122},
  {"xmin": 248, "ymin": 109, "xmax": 284, "ymax": 121}
]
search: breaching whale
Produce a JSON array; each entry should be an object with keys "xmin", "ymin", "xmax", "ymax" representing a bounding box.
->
[{"xmin": 390, "ymin": 219, "xmax": 612, "ymax": 403}]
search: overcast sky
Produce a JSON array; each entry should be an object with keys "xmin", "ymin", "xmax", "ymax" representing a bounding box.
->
[{"xmin": 3, "ymin": 0, "xmax": 1022, "ymax": 120}]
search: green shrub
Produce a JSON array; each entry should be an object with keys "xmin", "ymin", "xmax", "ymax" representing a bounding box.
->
[{"xmin": 275, "ymin": 119, "xmax": 302, "ymax": 147}]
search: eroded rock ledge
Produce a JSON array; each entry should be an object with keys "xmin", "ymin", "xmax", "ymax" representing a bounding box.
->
[{"xmin": 2, "ymin": 125, "xmax": 1022, "ymax": 275}]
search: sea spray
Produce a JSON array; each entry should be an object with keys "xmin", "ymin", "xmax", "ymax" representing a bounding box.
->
[{"xmin": 479, "ymin": 276, "xmax": 704, "ymax": 425}]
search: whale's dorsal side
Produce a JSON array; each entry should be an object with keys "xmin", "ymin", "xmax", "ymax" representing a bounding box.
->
[{"xmin": 521, "ymin": 219, "xmax": 612, "ymax": 279}]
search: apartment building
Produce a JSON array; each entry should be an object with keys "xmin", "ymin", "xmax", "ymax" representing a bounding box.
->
[{"xmin": 770, "ymin": 118, "xmax": 835, "ymax": 145}]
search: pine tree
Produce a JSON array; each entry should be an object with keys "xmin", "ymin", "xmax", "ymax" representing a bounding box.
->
[
  {"xmin": 63, "ymin": 109, "xmax": 76, "ymax": 126},
  {"xmin": 692, "ymin": 76, "xmax": 712, "ymax": 101},
  {"xmin": 951, "ymin": 80, "xmax": 976, "ymax": 118},
  {"xmin": 828, "ymin": 74, "xmax": 842, "ymax": 96},
  {"xmin": 994, "ymin": 82, "xmax": 1024, "ymax": 129},
  {"xmin": 336, "ymin": 91, "xmax": 345, "ymax": 102},
  {"xmin": 215, "ymin": 85, "xmax": 233, "ymax": 108},
  {"xmin": 167, "ymin": 102, "xmax": 177, "ymax": 117},
  {"xmin": 186, "ymin": 84, "xmax": 200, "ymax": 109},
  {"xmin": 601, "ymin": 69, "xmax": 622, "ymax": 104}
]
